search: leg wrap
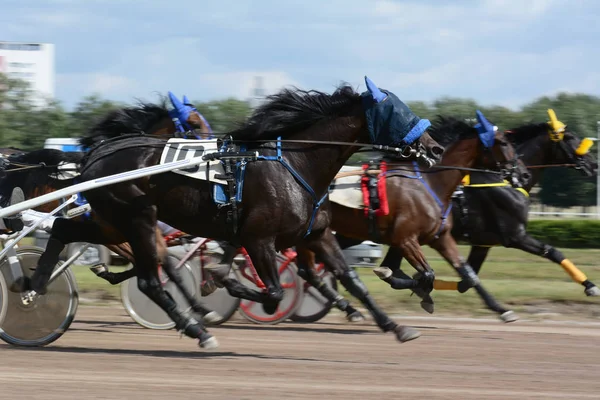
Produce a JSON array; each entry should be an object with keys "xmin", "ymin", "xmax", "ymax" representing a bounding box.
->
[
  {"xmin": 339, "ymin": 268, "xmax": 369, "ymax": 298},
  {"xmin": 544, "ymin": 245, "xmax": 588, "ymax": 284},
  {"xmin": 433, "ymin": 280, "xmax": 459, "ymax": 291},
  {"xmin": 456, "ymin": 263, "xmax": 481, "ymax": 287},
  {"xmin": 560, "ymin": 259, "xmax": 588, "ymax": 284}
]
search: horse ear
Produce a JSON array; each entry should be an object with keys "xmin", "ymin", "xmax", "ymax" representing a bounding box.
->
[
  {"xmin": 168, "ymin": 91, "xmax": 185, "ymax": 111},
  {"xmin": 182, "ymin": 95, "xmax": 190, "ymax": 105},
  {"xmin": 364, "ymin": 76, "xmax": 387, "ymax": 103}
]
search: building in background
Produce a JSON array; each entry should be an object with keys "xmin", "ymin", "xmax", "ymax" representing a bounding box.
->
[
  {"xmin": 0, "ymin": 41, "xmax": 55, "ymax": 106},
  {"xmin": 249, "ymin": 76, "xmax": 266, "ymax": 109}
]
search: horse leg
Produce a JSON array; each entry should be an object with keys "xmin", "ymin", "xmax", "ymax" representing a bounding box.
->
[
  {"xmin": 203, "ymin": 243, "xmax": 275, "ymax": 304},
  {"xmin": 242, "ymin": 240, "xmax": 284, "ymax": 315},
  {"xmin": 429, "ymin": 246, "xmax": 492, "ymax": 294},
  {"xmin": 429, "ymin": 232, "xmax": 517, "ymax": 323},
  {"xmin": 156, "ymin": 232, "xmax": 221, "ymax": 324},
  {"xmin": 13, "ymin": 218, "xmax": 125, "ymax": 294},
  {"xmin": 305, "ymin": 229, "xmax": 420, "ymax": 343},
  {"xmin": 115, "ymin": 197, "xmax": 216, "ymax": 348},
  {"xmin": 507, "ymin": 234, "xmax": 599, "ymax": 297},
  {"xmin": 295, "ymin": 246, "xmax": 365, "ymax": 322},
  {"xmin": 90, "ymin": 243, "xmax": 138, "ymax": 285},
  {"xmin": 374, "ymin": 246, "xmax": 418, "ymax": 288},
  {"xmin": 373, "ymin": 239, "xmax": 436, "ymax": 313}
]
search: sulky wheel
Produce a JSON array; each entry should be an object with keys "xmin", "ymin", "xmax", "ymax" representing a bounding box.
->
[{"xmin": 0, "ymin": 246, "xmax": 79, "ymax": 347}]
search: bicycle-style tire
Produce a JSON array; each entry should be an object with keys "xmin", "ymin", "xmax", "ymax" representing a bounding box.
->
[
  {"xmin": 237, "ymin": 253, "xmax": 304, "ymax": 325},
  {"xmin": 192, "ymin": 248, "xmax": 241, "ymax": 326},
  {"xmin": 289, "ymin": 264, "xmax": 337, "ymax": 323},
  {"xmin": 0, "ymin": 246, "xmax": 79, "ymax": 347},
  {"xmin": 120, "ymin": 254, "xmax": 198, "ymax": 330}
]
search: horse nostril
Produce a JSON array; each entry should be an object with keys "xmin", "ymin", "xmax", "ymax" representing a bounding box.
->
[{"xmin": 431, "ymin": 145, "xmax": 445, "ymax": 158}]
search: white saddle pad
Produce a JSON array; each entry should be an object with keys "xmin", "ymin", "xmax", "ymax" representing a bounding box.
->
[
  {"xmin": 329, "ymin": 166, "xmax": 364, "ymax": 210},
  {"xmin": 159, "ymin": 138, "xmax": 227, "ymax": 184}
]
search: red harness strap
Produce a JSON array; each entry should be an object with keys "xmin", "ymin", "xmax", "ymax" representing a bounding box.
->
[{"xmin": 360, "ymin": 161, "xmax": 389, "ymax": 217}]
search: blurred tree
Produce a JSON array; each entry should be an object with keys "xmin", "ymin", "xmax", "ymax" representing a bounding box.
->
[
  {"xmin": 194, "ymin": 98, "xmax": 252, "ymax": 133},
  {"xmin": 1, "ymin": 72, "xmax": 599, "ymax": 208}
]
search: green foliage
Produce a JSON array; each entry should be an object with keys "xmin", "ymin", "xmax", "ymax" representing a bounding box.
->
[
  {"xmin": 194, "ymin": 98, "xmax": 252, "ymax": 133},
  {"xmin": 526, "ymin": 220, "xmax": 600, "ymax": 248},
  {"xmin": 0, "ymin": 72, "xmax": 598, "ymax": 208}
]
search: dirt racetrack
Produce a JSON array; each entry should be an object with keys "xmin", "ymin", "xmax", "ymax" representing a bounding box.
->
[{"xmin": 1, "ymin": 306, "xmax": 600, "ymax": 400}]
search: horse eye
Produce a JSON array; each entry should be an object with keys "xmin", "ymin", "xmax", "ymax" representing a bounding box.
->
[{"xmin": 500, "ymin": 141, "xmax": 508, "ymax": 147}]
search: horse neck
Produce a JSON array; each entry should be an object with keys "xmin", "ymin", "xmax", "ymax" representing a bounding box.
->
[
  {"xmin": 427, "ymin": 137, "xmax": 480, "ymax": 204},
  {"xmin": 287, "ymin": 115, "xmax": 366, "ymax": 196},
  {"xmin": 517, "ymin": 135, "xmax": 552, "ymax": 191}
]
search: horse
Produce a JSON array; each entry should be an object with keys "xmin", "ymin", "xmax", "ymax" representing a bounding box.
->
[
  {"xmin": 436, "ymin": 110, "xmax": 599, "ymax": 299},
  {"xmin": 69, "ymin": 78, "xmax": 445, "ymax": 348},
  {"xmin": 2, "ymin": 93, "xmax": 224, "ymax": 323},
  {"xmin": 317, "ymin": 111, "xmax": 531, "ymax": 322}
]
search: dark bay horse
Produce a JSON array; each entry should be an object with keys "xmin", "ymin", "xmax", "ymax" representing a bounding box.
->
[
  {"xmin": 72, "ymin": 79, "xmax": 445, "ymax": 347},
  {"xmin": 2, "ymin": 94, "xmax": 221, "ymax": 322},
  {"xmin": 441, "ymin": 110, "xmax": 599, "ymax": 299},
  {"xmin": 319, "ymin": 112, "xmax": 531, "ymax": 322}
]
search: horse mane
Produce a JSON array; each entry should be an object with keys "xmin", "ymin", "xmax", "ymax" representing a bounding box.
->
[
  {"xmin": 427, "ymin": 115, "xmax": 478, "ymax": 147},
  {"xmin": 229, "ymin": 84, "xmax": 361, "ymax": 141},
  {"xmin": 80, "ymin": 99, "xmax": 170, "ymax": 148},
  {"xmin": 0, "ymin": 149, "xmax": 83, "ymax": 206},
  {"xmin": 504, "ymin": 122, "xmax": 549, "ymax": 146}
]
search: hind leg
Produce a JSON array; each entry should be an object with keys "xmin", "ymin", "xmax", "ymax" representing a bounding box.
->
[
  {"xmin": 305, "ymin": 228, "xmax": 420, "ymax": 343},
  {"xmin": 241, "ymin": 240, "xmax": 284, "ymax": 315},
  {"xmin": 109, "ymin": 195, "xmax": 216, "ymax": 348},
  {"xmin": 429, "ymin": 232, "xmax": 517, "ymax": 322},
  {"xmin": 154, "ymin": 230, "xmax": 221, "ymax": 324},
  {"xmin": 295, "ymin": 246, "xmax": 365, "ymax": 322},
  {"xmin": 373, "ymin": 240, "xmax": 436, "ymax": 313},
  {"xmin": 13, "ymin": 218, "xmax": 126, "ymax": 294},
  {"xmin": 507, "ymin": 234, "xmax": 599, "ymax": 297},
  {"xmin": 204, "ymin": 243, "xmax": 280, "ymax": 305},
  {"xmin": 430, "ymin": 246, "xmax": 491, "ymax": 293}
]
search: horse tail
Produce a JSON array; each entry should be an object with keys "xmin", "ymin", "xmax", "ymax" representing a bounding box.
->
[{"xmin": 0, "ymin": 149, "xmax": 83, "ymax": 206}]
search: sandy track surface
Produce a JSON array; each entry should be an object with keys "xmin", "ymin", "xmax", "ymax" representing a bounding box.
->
[{"xmin": 1, "ymin": 307, "xmax": 599, "ymax": 399}]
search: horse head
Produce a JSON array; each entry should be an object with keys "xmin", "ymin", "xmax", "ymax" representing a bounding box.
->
[
  {"xmin": 362, "ymin": 76, "xmax": 445, "ymax": 166},
  {"xmin": 168, "ymin": 92, "xmax": 212, "ymax": 137},
  {"xmin": 474, "ymin": 110, "xmax": 531, "ymax": 188}
]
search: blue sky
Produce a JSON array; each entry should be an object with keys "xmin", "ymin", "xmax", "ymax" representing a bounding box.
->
[{"xmin": 2, "ymin": 0, "xmax": 599, "ymax": 109}]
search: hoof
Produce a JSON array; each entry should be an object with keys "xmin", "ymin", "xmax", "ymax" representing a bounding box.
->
[
  {"xmin": 500, "ymin": 310, "xmax": 519, "ymax": 323},
  {"xmin": 420, "ymin": 300, "xmax": 434, "ymax": 314},
  {"xmin": 199, "ymin": 334, "xmax": 219, "ymax": 350},
  {"xmin": 90, "ymin": 263, "xmax": 108, "ymax": 275},
  {"xmin": 347, "ymin": 310, "xmax": 365, "ymax": 322},
  {"xmin": 203, "ymin": 263, "xmax": 231, "ymax": 288},
  {"xmin": 203, "ymin": 311, "xmax": 224, "ymax": 325},
  {"xmin": 373, "ymin": 266, "xmax": 392, "ymax": 280},
  {"xmin": 8, "ymin": 276, "xmax": 30, "ymax": 293},
  {"xmin": 394, "ymin": 326, "xmax": 421, "ymax": 343},
  {"xmin": 585, "ymin": 286, "xmax": 600, "ymax": 297},
  {"xmin": 262, "ymin": 301, "xmax": 278, "ymax": 315}
]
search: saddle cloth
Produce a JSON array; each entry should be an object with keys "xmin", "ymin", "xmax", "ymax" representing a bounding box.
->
[{"xmin": 158, "ymin": 138, "xmax": 227, "ymax": 185}]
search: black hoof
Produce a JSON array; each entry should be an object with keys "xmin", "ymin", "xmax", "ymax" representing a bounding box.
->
[
  {"xmin": 262, "ymin": 301, "xmax": 279, "ymax": 315},
  {"xmin": 8, "ymin": 276, "xmax": 31, "ymax": 293},
  {"xmin": 347, "ymin": 310, "xmax": 365, "ymax": 322},
  {"xmin": 394, "ymin": 325, "xmax": 421, "ymax": 343}
]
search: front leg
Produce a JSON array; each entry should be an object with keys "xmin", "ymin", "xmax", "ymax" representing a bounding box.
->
[{"xmin": 304, "ymin": 228, "xmax": 420, "ymax": 343}]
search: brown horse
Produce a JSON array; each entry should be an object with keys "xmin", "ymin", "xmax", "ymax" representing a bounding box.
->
[{"xmin": 303, "ymin": 113, "xmax": 531, "ymax": 322}]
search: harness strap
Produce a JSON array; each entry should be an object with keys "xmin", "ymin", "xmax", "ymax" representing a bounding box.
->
[
  {"xmin": 386, "ymin": 161, "xmax": 451, "ymax": 239},
  {"xmin": 257, "ymin": 137, "xmax": 328, "ymax": 237}
]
